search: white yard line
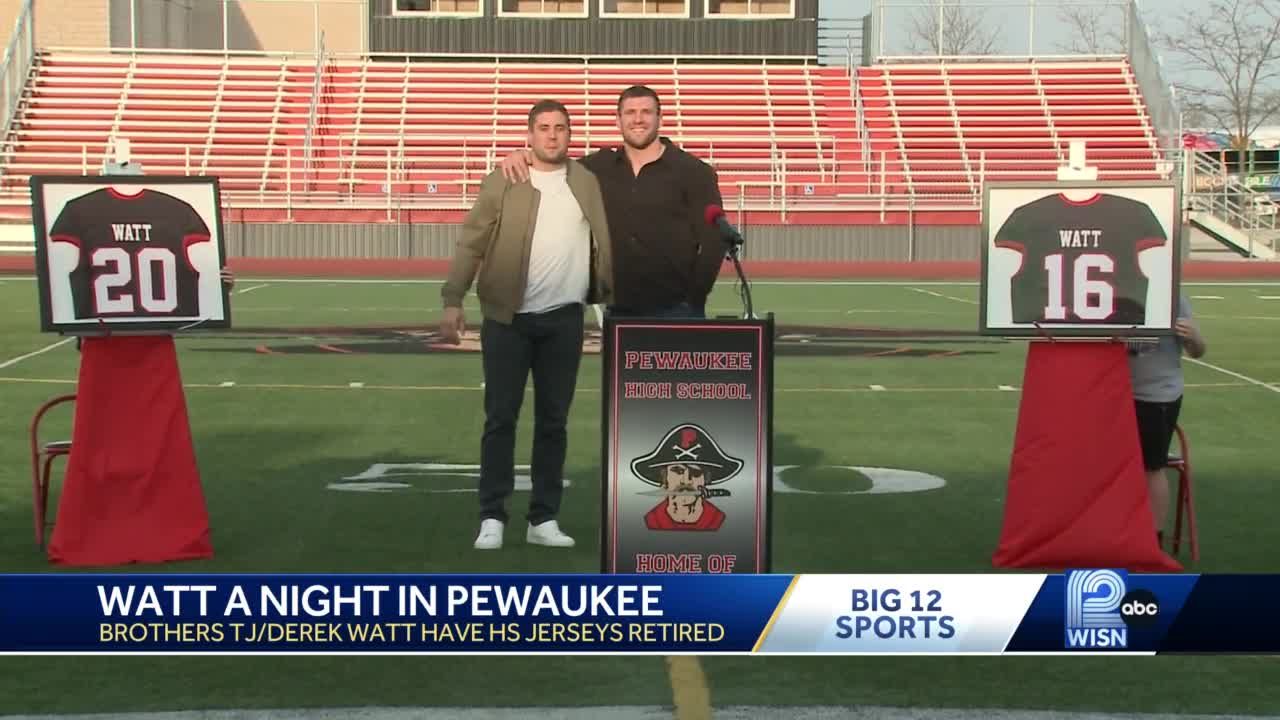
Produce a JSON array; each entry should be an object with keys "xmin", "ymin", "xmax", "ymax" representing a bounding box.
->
[
  {"xmin": 236, "ymin": 283, "xmax": 270, "ymax": 294},
  {"xmin": 0, "ymin": 338, "xmax": 73, "ymax": 370},
  {"xmin": 1187, "ymin": 358, "xmax": 1280, "ymax": 394},
  {"xmin": 909, "ymin": 287, "xmax": 979, "ymax": 305}
]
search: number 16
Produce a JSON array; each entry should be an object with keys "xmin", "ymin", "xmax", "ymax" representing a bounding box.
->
[{"xmin": 1043, "ymin": 253, "xmax": 1115, "ymax": 321}]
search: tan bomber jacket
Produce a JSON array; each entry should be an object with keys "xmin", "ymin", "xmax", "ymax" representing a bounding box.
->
[{"xmin": 441, "ymin": 159, "xmax": 613, "ymax": 324}]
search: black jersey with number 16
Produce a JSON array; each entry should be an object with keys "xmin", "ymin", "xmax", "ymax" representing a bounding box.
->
[
  {"xmin": 48, "ymin": 188, "xmax": 212, "ymax": 320},
  {"xmin": 992, "ymin": 192, "xmax": 1167, "ymax": 325}
]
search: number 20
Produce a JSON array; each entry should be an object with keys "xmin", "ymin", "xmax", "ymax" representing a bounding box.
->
[
  {"xmin": 1043, "ymin": 253, "xmax": 1115, "ymax": 321},
  {"xmin": 93, "ymin": 247, "xmax": 178, "ymax": 313}
]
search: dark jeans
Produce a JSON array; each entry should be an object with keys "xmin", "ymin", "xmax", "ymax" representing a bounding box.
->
[
  {"xmin": 478, "ymin": 303, "xmax": 584, "ymax": 525},
  {"xmin": 606, "ymin": 302, "xmax": 705, "ymax": 319}
]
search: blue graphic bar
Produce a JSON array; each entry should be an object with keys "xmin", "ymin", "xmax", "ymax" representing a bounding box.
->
[
  {"xmin": 0, "ymin": 574, "xmax": 791, "ymax": 653},
  {"xmin": 1, "ymin": 573, "xmax": 1278, "ymax": 654}
]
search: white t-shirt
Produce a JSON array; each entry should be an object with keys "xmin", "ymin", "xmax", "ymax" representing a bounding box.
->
[{"xmin": 518, "ymin": 166, "xmax": 591, "ymax": 314}]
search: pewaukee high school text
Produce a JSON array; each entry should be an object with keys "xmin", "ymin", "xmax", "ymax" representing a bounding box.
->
[{"xmin": 622, "ymin": 350, "xmax": 754, "ymax": 400}]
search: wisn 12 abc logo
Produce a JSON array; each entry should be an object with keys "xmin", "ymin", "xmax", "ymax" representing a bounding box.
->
[{"xmin": 1064, "ymin": 569, "xmax": 1161, "ymax": 649}]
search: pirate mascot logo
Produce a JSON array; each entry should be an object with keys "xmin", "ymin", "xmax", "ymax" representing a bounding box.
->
[{"xmin": 631, "ymin": 424, "xmax": 743, "ymax": 531}]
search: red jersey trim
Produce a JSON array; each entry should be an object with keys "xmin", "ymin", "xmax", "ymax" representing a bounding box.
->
[
  {"xmin": 1057, "ymin": 192, "xmax": 1101, "ymax": 206},
  {"xmin": 1134, "ymin": 236, "xmax": 1166, "ymax": 252},
  {"xmin": 106, "ymin": 187, "xmax": 145, "ymax": 201},
  {"xmin": 49, "ymin": 233, "xmax": 81, "ymax": 249},
  {"xmin": 183, "ymin": 233, "xmax": 212, "ymax": 272}
]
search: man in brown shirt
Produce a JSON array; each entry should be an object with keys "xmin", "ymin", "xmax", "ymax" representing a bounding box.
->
[{"xmin": 441, "ymin": 100, "xmax": 613, "ymax": 551}]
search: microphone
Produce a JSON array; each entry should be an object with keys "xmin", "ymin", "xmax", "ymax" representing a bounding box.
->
[
  {"xmin": 703, "ymin": 205, "xmax": 744, "ymax": 247},
  {"xmin": 703, "ymin": 203, "xmax": 754, "ymax": 319}
]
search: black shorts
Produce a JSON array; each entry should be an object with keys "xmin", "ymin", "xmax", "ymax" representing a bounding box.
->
[{"xmin": 1134, "ymin": 397, "xmax": 1182, "ymax": 472}]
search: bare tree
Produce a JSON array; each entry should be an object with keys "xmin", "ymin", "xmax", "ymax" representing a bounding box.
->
[
  {"xmin": 906, "ymin": 1, "xmax": 1000, "ymax": 56},
  {"xmin": 1054, "ymin": 2, "xmax": 1126, "ymax": 55},
  {"xmin": 1159, "ymin": 0, "xmax": 1280, "ymax": 149}
]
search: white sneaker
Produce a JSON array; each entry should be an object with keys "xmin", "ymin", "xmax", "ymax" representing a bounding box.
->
[
  {"xmin": 527, "ymin": 519, "xmax": 575, "ymax": 548},
  {"xmin": 474, "ymin": 519, "xmax": 504, "ymax": 550}
]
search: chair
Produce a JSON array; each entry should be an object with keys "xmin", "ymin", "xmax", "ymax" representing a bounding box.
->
[
  {"xmin": 29, "ymin": 394, "xmax": 75, "ymax": 548},
  {"xmin": 1165, "ymin": 424, "xmax": 1198, "ymax": 562}
]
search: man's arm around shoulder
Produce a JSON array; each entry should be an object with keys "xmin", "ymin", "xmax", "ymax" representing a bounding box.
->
[{"xmin": 573, "ymin": 160, "xmax": 614, "ymax": 306}]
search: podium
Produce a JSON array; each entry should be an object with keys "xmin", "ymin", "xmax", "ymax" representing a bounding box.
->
[{"xmin": 600, "ymin": 314, "xmax": 774, "ymax": 574}]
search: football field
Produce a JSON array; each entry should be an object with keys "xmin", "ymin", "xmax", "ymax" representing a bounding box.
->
[{"xmin": 1, "ymin": 274, "xmax": 1278, "ymax": 717}]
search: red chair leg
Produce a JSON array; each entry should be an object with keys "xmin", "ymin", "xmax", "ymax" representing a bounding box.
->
[
  {"xmin": 32, "ymin": 451, "xmax": 43, "ymax": 548},
  {"xmin": 39, "ymin": 455, "xmax": 59, "ymax": 547},
  {"xmin": 1184, "ymin": 468, "xmax": 1198, "ymax": 562},
  {"xmin": 29, "ymin": 394, "xmax": 77, "ymax": 550},
  {"xmin": 1172, "ymin": 467, "xmax": 1186, "ymax": 555}
]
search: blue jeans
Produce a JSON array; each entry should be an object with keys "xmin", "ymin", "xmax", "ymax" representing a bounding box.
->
[{"xmin": 606, "ymin": 302, "xmax": 705, "ymax": 319}]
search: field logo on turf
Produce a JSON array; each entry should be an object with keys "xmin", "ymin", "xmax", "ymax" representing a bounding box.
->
[
  {"xmin": 239, "ymin": 325, "xmax": 993, "ymax": 359},
  {"xmin": 327, "ymin": 463, "xmax": 945, "ymax": 496}
]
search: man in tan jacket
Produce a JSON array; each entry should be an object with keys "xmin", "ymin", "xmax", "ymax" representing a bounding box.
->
[{"xmin": 440, "ymin": 99, "xmax": 613, "ymax": 551}]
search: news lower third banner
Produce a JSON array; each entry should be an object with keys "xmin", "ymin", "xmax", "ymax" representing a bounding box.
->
[{"xmin": 1, "ymin": 572, "xmax": 1279, "ymax": 654}]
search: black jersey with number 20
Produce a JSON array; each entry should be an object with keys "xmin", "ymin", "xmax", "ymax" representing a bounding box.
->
[
  {"xmin": 993, "ymin": 192, "xmax": 1167, "ymax": 325},
  {"xmin": 48, "ymin": 188, "xmax": 212, "ymax": 321}
]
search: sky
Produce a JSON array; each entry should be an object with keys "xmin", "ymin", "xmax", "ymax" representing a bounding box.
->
[
  {"xmin": 817, "ymin": 0, "xmax": 1206, "ymax": 61},
  {"xmin": 815, "ymin": 0, "xmax": 1272, "ymax": 134}
]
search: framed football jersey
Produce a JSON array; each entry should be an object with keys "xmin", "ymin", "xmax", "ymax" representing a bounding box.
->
[
  {"xmin": 30, "ymin": 175, "xmax": 230, "ymax": 334},
  {"xmin": 980, "ymin": 180, "xmax": 1180, "ymax": 338}
]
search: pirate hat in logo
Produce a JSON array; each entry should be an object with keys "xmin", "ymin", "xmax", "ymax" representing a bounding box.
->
[{"xmin": 631, "ymin": 423, "xmax": 744, "ymax": 487}]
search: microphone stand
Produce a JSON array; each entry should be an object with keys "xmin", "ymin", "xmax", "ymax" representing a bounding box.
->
[{"xmin": 725, "ymin": 240, "xmax": 754, "ymax": 319}]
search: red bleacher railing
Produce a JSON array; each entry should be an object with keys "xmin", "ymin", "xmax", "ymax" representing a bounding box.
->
[{"xmin": 0, "ymin": 48, "xmax": 1181, "ymax": 223}]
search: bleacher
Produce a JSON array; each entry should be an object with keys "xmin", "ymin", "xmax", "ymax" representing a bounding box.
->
[
  {"xmin": 2, "ymin": 53, "xmax": 316, "ymax": 196},
  {"xmin": 0, "ymin": 52, "xmax": 858, "ymax": 210},
  {"xmin": 0, "ymin": 51, "xmax": 1161, "ymax": 221},
  {"xmin": 856, "ymin": 60, "xmax": 1161, "ymax": 197}
]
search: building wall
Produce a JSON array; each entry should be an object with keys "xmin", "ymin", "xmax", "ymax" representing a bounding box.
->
[
  {"xmin": 368, "ymin": 0, "xmax": 817, "ymax": 57},
  {"xmin": 0, "ymin": 0, "xmax": 23, "ymax": 45},
  {"xmin": 6, "ymin": 0, "xmax": 112, "ymax": 49},
  {"xmin": 108, "ymin": 0, "xmax": 364, "ymax": 54},
  {"xmin": 28, "ymin": 1, "xmax": 809, "ymax": 57}
]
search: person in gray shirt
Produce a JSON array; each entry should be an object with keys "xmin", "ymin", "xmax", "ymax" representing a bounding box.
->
[{"xmin": 1128, "ymin": 293, "xmax": 1207, "ymax": 548}]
